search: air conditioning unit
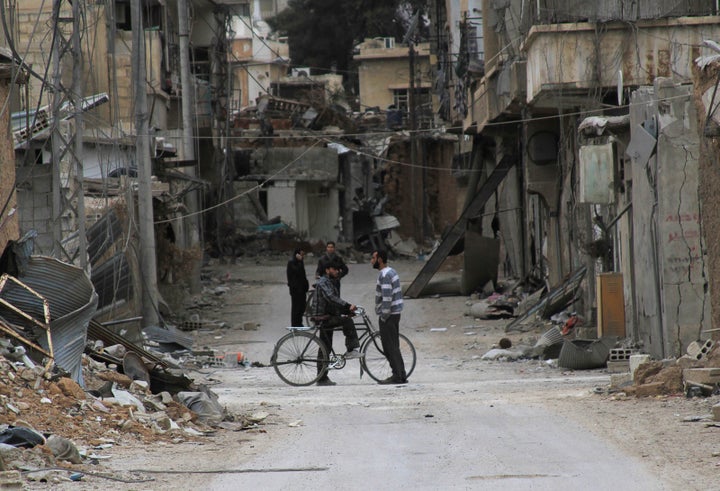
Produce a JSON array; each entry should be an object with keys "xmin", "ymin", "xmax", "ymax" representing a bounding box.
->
[{"xmin": 291, "ymin": 67, "xmax": 311, "ymax": 77}]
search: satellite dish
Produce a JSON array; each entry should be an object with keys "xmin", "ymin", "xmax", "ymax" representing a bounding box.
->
[{"xmin": 617, "ymin": 70, "xmax": 623, "ymax": 106}]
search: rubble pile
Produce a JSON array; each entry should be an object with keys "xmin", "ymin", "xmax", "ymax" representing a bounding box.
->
[
  {"xmin": 0, "ymin": 349, "xmax": 256, "ymax": 485},
  {"xmin": 614, "ymin": 341, "xmax": 720, "ymax": 398}
]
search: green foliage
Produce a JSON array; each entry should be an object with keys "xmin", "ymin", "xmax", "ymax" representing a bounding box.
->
[{"xmin": 268, "ymin": 0, "xmax": 427, "ymax": 87}]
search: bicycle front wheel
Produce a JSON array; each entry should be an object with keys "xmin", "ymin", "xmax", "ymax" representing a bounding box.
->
[
  {"xmin": 271, "ymin": 332, "xmax": 329, "ymax": 386},
  {"xmin": 361, "ymin": 331, "xmax": 416, "ymax": 382}
]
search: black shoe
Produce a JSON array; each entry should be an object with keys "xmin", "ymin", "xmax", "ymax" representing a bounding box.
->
[
  {"xmin": 378, "ymin": 376, "xmax": 407, "ymax": 385},
  {"xmin": 316, "ymin": 378, "xmax": 336, "ymax": 386}
]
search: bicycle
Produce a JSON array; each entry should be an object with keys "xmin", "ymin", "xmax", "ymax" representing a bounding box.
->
[{"xmin": 270, "ymin": 306, "xmax": 416, "ymax": 386}]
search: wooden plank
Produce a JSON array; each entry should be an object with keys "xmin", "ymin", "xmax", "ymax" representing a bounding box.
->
[{"xmin": 404, "ymin": 155, "xmax": 516, "ymax": 298}]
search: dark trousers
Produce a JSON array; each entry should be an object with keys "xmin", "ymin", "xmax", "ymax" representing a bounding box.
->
[
  {"xmin": 290, "ymin": 291, "xmax": 306, "ymax": 326},
  {"xmin": 379, "ymin": 314, "xmax": 406, "ymax": 381},
  {"xmin": 317, "ymin": 315, "xmax": 360, "ymax": 377}
]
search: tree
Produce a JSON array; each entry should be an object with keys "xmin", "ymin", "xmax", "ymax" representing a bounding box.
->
[{"xmin": 268, "ymin": 0, "xmax": 427, "ymax": 91}]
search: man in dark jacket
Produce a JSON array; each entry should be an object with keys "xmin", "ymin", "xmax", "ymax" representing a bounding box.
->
[
  {"xmin": 315, "ymin": 241, "xmax": 349, "ymax": 294},
  {"xmin": 287, "ymin": 247, "xmax": 309, "ymax": 326},
  {"xmin": 313, "ymin": 258, "xmax": 362, "ymax": 386}
]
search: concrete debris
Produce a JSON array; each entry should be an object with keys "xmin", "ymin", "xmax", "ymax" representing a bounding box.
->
[
  {"xmin": 176, "ymin": 391, "xmax": 225, "ymax": 426},
  {"xmin": 481, "ymin": 348, "xmax": 524, "ymax": 361},
  {"xmin": 385, "ymin": 235, "xmax": 419, "ymax": 258},
  {"xmin": 629, "ymin": 354, "xmax": 652, "ymax": 377},
  {"xmin": 0, "ymin": 340, "xmax": 269, "ymax": 486},
  {"xmin": 110, "ymin": 388, "xmax": 146, "ymax": 413},
  {"xmin": 46, "ymin": 434, "xmax": 82, "ymax": 464},
  {"xmin": 712, "ymin": 403, "xmax": 720, "ymax": 422},
  {"xmin": 466, "ymin": 294, "xmax": 518, "ymax": 320},
  {"xmin": 247, "ymin": 411, "xmax": 270, "ymax": 423}
]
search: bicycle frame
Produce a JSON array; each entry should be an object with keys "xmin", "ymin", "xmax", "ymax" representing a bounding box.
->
[
  {"xmin": 298, "ymin": 308, "xmax": 377, "ymax": 358},
  {"xmin": 272, "ymin": 305, "xmax": 416, "ymax": 386}
]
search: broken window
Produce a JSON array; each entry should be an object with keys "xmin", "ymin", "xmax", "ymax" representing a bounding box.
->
[
  {"xmin": 114, "ymin": 0, "xmax": 163, "ymax": 31},
  {"xmin": 191, "ymin": 47, "xmax": 211, "ymax": 82}
]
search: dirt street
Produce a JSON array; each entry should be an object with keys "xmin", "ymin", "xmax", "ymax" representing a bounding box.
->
[{"xmin": 32, "ymin": 256, "xmax": 720, "ymax": 490}]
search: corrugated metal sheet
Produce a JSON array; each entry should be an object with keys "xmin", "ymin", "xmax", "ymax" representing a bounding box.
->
[
  {"xmin": 91, "ymin": 253, "xmax": 133, "ymax": 309},
  {"xmin": 0, "ymin": 256, "xmax": 97, "ymax": 385},
  {"xmin": 87, "ymin": 208, "xmax": 123, "ymax": 264}
]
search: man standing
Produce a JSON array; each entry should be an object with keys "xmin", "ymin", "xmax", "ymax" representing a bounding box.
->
[
  {"xmin": 315, "ymin": 241, "xmax": 348, "ymax": 294},
  {"xmin": 313, "ymin": 258, "xmax": 362, "ymax": 386},
  {"xmin": 371, "ymin": 249, "xmax": 407, "ymax": 384},
  {"xmin": 286, "ymin": 247, "xmax": 309, "ymax": 327}
]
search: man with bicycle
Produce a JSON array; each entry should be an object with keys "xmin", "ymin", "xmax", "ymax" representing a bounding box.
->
[{"xmin": 313, "ymin": 258, "xmax": 362, "ymax": 386}]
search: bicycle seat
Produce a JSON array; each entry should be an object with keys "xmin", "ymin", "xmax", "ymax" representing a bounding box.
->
[{"xmin": 309, "ymin": 315, "xmax": 330, "ymax": 323}]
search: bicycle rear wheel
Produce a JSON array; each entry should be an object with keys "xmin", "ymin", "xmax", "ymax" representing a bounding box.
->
[
  {"xmin": 361, "ymin": 332, "xmax": 416, "ymax": 382},
  {"xmin": 271, "ymin": 332, "xmax": 329, "ymax": 386}
]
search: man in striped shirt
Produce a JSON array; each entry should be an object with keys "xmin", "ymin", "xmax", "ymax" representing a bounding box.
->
[{"xmin": 372, "ymin": 249, "xmax": 407, "ymax": 384}]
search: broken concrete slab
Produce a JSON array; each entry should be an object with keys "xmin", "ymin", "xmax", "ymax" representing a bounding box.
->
[
  {"xmin": 683, "ymin": 368, "xmax": 720, "ymax": 386},
  {"xmin": 713, "ymin": 402, "xmax": 720, "ymax": 421},
  {"xmin": 45, "ymin": 435, "xmax": 81, "ymax": 464},
  {"xmin": 607, "ymin": 360, "xmax": 630, "ymax": 373},
  {"xmin": 629, "ymin": 354, "xmax": 652, "ymax": 378}
]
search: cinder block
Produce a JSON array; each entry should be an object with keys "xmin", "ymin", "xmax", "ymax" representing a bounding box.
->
[
  {"xmin": 609, "ymin": 348, "xmax": 638, "ymax": 361},
  {"xmin": 607, "ymin": 360, "xmax": 630, "ymax": 373},
  {"xmin": 629, "ymin": 354, "xmax": 652, "ymax": 377},
  {"xmin": 687, "ymin": 339, "xmax": 715, "ymax": 360},
  {"xmin": 683, "ymin": 368, "xmax": 720, "ymax": 386}
]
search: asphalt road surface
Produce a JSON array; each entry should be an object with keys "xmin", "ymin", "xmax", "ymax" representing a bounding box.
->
[{"xmin": 203, "ymin": 257, "xmax": 671, "ymax": 491}]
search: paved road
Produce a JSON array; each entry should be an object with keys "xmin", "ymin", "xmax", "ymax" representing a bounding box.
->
[{"xmin": 205, "ymin": 257, "xmax": 670, "ymax": 491}]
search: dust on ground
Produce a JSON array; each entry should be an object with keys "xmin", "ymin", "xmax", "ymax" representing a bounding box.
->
[{"xmin": 11, "ymin": 255, "xmax": 720, "ymax": 489}]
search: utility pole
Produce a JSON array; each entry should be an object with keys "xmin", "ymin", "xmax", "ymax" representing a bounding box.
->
[
  {"xmin": 50, "ymin": 0, "xmax": 63, "ymax": 257},
  {"xmin": 50, "ymin": 0, "xmax": 87, "ymax": 269},
  {"xmin": 178, "ymin": 0, "xmax": 201, "ymax": 293},
  {"xmin": 405, "ymin": 10, "xmax": 423, "ymax": 245},
  {"xmin": 131, "ymin": 0, "xmax": 160, "ymax": 327},
  {"xmin": 409, "ymin": 41, "xmax": 420, "ymax": 243},
  {"xmin": 71, "ymin": 0, "xmax": 86, "ymax": 270}
]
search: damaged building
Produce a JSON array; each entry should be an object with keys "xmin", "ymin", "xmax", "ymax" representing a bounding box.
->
[{"xmin": 429, "ymin": 0, "xmax": 720, "ymax": 360}]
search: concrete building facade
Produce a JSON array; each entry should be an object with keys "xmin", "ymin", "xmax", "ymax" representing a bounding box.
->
[{"xmin": 431, "ymin": 0, "xmax": 720, "ymax": 358}]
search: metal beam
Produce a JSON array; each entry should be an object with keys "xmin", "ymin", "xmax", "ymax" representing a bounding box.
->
[{"xmin": 404, "ymin": 155, "xmax": 517, "ymax": 298}]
